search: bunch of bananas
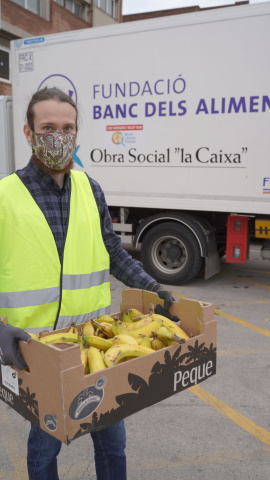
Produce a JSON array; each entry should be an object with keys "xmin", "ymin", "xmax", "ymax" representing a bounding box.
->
[{"xmin": 28, "ymin": 309, "xmax": 189, "ymax": 375}]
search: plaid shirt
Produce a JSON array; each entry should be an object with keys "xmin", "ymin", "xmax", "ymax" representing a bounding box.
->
[{"xmin": 17, "ymin": 159, "xmax": 156, "ymax": 290}]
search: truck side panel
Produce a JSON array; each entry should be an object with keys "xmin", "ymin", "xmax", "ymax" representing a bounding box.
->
[{"xmin": 10, "ymin": 4, "xmax": 270, "ymax": 215}]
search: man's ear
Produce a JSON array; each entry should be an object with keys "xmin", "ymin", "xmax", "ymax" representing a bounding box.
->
[{"xmin": 23, "ymin": 124, "xmax": 32, "ymax": 142}]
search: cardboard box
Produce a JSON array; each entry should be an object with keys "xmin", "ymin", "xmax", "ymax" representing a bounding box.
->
[{"xmin": 0, "ymin": 289, "xmax": 217, "ymax": 445}]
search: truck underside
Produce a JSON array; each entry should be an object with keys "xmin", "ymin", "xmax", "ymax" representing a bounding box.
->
[{"xmin": 109, "ymin": 207, "xmax": 270, "ymax": 285}]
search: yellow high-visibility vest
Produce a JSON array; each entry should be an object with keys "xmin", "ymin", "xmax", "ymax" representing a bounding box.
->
[{"xmin": 0, "ymin": 171, "xmax": 111, "ymax": 332}]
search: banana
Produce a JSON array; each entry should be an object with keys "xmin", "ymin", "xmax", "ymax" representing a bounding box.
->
[
  {"xmin": 40, "ymin": 332, "xmax": 79, "ymax": 344},
  {"xmin": 80, "ymin": 348, "xmax": 89, "ymax": 374},
  {"xmin": 155, "ymin": 326, "xmax": 186, "ymax": 345},
  {"xmin": 82, "ymin": 321, "xmax": 95, "ymax": 337},
  {"xmin": 128, "ymin": 314, "xmax": 154, "ymax": 329},
  {"xmin": 112, "ymin": 314, "xmax": 153, "ymax": 332},
  {"xmin": 104, "ymin": 344, "xmax": 155, "ymax": 367},
  {"xmin": 161, "ymin": 338, "xmax": 177, "ymax": 347},
  {"xmin": 151, "ymin": 313, "xmax": 190, "ymax": 340},
  {"xmin": 95, "ymin": 329, "xmax": 106, "ymax": 338},
  {"xmin": 130, "ymin": 314, "xmax": 151, "ymax": 322},
  {"xmin": 127, "ymin": 308, "xmax": 144, "ymax": 320},
  {"xmin": 138, "ymin": 335, "xmax": 152, "ymax": 348},
  {"xmin": 151, "ymin": 334, "xmax": 165, "ymax": 351},
  {"xmin": 155, "ymin": 325, "xmax": 176, "ymax": 341},
  {"xmin": 76, "ymin": 332, "xmax": 85, "ymax": 350},
  {"xmin": 83, "ymin": 335, "xmax": 112, "ymax": 351},
  {"xmin": 67, "ymin": 326, "xmax": 75, "ymax": 334},
  {"xmin": 128, "ymin": 307, "xmax": 154, "ymax": 321},
  {"xmin": 87, "ymin": 346, "xmax": 107, "ymax": 373},
  {"xmin": 112, "ymin": 318, "xmax": 163, "ymax": 339},
  {"xmin": 111, "ymin": 334, "xmax": 138, "ymax": 346},
  {"xmin": 28, "ymin": 332, "xmax": 39, "ymax": 341},
  {"xmin": 0, "ymin": 316, "xmax": 8, "ymax": 325},
  {"xmin": 100, "ymin": 350, "xmax": 106, "ymax": 360},
  {"xmin": 121, "ymin": 310, "xmax": 133, "ymax": 323},
  {"xmin": 96, "ymin": 314, "xmax": 116, "ymax": 324},
  {"xmin": 92, "ymin": 320, "xmax": 114, "ymax": 338}
]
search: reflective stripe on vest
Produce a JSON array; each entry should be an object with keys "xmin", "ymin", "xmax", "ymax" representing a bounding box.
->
[{"xmin": 0, "ymin": 171, "xmax": 111, "ymax": 330}]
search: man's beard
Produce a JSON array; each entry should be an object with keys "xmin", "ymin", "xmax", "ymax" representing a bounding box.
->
[{"xmin": 32, "ymin": 154, "xmax": 74, "ymax": 175}]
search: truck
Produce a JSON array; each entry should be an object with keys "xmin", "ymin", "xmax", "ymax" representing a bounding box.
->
[{"xmin": 1, "ymin": 2, "xmax": 270, "ymax": 284}]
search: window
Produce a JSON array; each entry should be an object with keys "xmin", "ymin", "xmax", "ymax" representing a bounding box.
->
[
  {"xmin": 94, "ymin": 0, "xmax": 115, "ymax": 18},
  {"xmin": 99, "ymin": 0, "xmax": 106, "ymax": 11},
  {"xmin": 10, "ymin": 0, "xmax": 40, "ymax": 15},
  {"xmin": 54, "ymin": 0, "xmax": 87, "ymax": 18},
  {"xmin": 0, "ymin": 49, "xmax": 10, "ymax": 82},
  {"xmin": 107, "ymin": 0, "xmax": 113, "ymax": 16},
  {"xmin": 66, "ymin": 0, "xmax": 82, "ymax": 16}
]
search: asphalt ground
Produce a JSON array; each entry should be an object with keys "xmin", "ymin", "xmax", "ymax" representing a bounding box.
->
[{"xmin": 0, "ymin": 243, "xmax": 269, "ymax": 479}]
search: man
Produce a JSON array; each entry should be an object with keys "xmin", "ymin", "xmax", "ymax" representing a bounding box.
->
[{"xmin": 0, "ymin": 87, "xmax": 174, "ymax": 480}]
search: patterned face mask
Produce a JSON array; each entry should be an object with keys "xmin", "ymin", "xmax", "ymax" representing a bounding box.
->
[{"xmin": 31, "ymin": 130, "xmax": 77, "ymax": 170}]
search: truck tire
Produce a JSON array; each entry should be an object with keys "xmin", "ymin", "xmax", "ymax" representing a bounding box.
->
[{"xmin": 140, "ymin": 222, "xmax": 203, "ymax": 285}]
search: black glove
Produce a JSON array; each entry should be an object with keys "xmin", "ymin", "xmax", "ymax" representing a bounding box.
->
[
  {"xmin": 148, "ymin": 283, "xmax": 180, "ymax": 323},
  {"xmin": 0, "ymin": 322, "xmax": 30, "ymax": 370},
  {"xmin": 154, "ymin": 303, "xmax": 180, "ymax": 322},
  {"xmin": 155, "ymin": 289, "xmax": 173, "ymax": 311}
]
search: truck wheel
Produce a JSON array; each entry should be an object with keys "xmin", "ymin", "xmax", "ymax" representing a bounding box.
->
[{"xmin": 140, "ymin": 222, "xmax": 203, "ymax": 285}]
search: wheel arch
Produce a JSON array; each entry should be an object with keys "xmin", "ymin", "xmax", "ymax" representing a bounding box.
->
[{"xmin": 133, "ymin": 212, "xmax": 210, "ymax": 258}]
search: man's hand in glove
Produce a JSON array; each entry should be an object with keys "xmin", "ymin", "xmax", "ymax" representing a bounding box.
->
[
  {"xmin": 148, "ymin": 282, "xmax": 180, "ymax": 323},
  {"xmin": 0, "ymin": 322, "xmax": 30, "ymax": 370}
]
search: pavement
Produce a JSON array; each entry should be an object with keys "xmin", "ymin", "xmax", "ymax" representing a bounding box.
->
[{"xmin": 0, "ymin": 242, "xmax": 269, "ymax": 479}]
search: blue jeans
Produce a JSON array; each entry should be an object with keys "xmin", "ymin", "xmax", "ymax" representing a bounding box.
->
[{"xmin": 27, "ymin": 421, "xmax": 127, "ymax": 480}]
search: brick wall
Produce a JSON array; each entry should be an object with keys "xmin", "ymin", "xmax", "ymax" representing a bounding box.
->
[
  {"xmin": 1, "ymin": 0, "xmax": 92, "ymax": 94},
  {"xmin": 0, "ymin": 82, "xmax": 12, "ymax": 95},
  {"xmin": 123, "ymin": 6, "xmax": 200, "ymax": 22},
  {"xmin": 2, "ymin": 0, "xmax": 91, "ymax": 36}
]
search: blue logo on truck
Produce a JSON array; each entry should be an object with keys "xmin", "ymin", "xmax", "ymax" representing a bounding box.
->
[
  {"xmin": 38, "ymin": 74, "xmax": 78, "ymax": 103},
  {"xmin": 24, "ymin": 37, "xmax": 45, "ymax": 45},
  {"xmin": 15, "ymin": 38, "xmax": 45, "ymax": 48},
  {"xmin": 263, "ymin": 178, "xmax": 270, "ymax": 194}
]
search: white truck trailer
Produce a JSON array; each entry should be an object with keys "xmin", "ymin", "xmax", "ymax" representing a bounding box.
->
[{"xmin": 1, "ymin": 2, "xmax": 270, "ymax": 284}]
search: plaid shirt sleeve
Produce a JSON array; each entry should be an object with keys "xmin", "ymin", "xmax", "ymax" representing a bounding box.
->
[{"xmin": 87, "ymin": 175, "xmax": 156, "ymax": 290}]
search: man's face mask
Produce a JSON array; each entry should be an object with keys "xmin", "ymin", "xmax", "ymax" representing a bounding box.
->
[{"xmin": 31, "ymin": 130, "xmax": 76, "ymax": 170}]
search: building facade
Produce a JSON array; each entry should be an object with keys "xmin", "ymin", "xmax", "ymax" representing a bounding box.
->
[
  {"xmin": 0, "ymin": 1, "xmax": 248, "ymax": 96},
  {"xmin": 122, "ymin": 2, "xmax": 248, "ymax": 22},
  {"xmin": 0, "ymin": 0, "xmax": 122, "ymax": 94}
]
